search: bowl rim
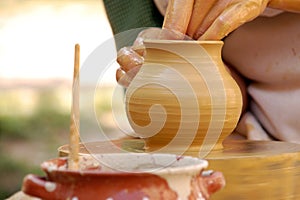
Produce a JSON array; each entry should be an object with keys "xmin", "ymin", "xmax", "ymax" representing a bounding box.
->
[{"xmin": 41, "ymin": 153, "xmax": 208, "ymax": 176}]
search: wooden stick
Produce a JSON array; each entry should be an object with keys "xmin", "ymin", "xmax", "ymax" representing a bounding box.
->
[{"xmin": 68, "ymin": 44, "xmax": 80, "ymax": 170}]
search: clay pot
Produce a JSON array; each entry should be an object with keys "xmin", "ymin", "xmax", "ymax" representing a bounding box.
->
[
  {"xmin": 22, "ymin": 153, "xmax": 225, "ymax": 200},
  {"xmin": 125, "ymin": 40, "xmax": 242, "ymax": 155}
]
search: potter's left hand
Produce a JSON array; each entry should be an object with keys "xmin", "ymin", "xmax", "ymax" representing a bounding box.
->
[
  {"xmin": 116, "ymin": 28, "xmax": 187, "ymax": 87},
  {"xmin": 163, "ymin": 0, "xmax": 300, "ymax": 40}
]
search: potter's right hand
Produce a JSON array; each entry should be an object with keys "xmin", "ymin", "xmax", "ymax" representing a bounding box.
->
[
  {"xmin": 163, "ymin": 0, "xmax": 300, "ymax": 40},
  {"xmin": 116, "ymin": 28, "xmax": 187, "ymax": 87}
]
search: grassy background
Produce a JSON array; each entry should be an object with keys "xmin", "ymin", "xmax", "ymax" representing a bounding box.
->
[{"xmin": 0, "ymin": 82, "xmax": 121, "ymax": 199}]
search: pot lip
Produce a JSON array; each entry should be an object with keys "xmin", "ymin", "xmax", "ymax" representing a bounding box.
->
[
  {"xmin": 41, "ymin": 153, "xmax": 208, "ymax": 176},
  {"xmin": 143, "ymin": 39, "xmax": 223, "ymax": 45}
]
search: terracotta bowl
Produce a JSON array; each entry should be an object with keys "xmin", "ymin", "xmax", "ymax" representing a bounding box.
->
[{"xmin": 22, "ymin": 153, "xmax": 225, "ymax": 200}]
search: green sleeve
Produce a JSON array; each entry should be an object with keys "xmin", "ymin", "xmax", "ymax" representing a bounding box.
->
[{"xmin": 103, "ymin": 0, "xmax": 164, "ymax": 49}]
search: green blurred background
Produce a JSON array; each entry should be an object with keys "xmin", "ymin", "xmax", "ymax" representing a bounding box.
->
[
  {"xmin": 0, "ymin": 84, "xmax": 119, "ymax": 198},
  {"xmin": 0, "ymin": 84, "xmax": 70, "ymax": 198}
]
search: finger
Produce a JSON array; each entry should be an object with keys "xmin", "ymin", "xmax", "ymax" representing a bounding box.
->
[
  {"xmin": 133, "ymin": 28, "xmax": 165, "ymax": 56},
  {"xmin": 133, "ymin": 28, "xmax": 162, "ymax": 46},
  {"xmin": 268, "ymin": 0, "xmax": 300, "ymax": 12},
  {"xmin": 163, "ymin": 0, "xmax": 194, "ymax": 35},
  {"xmin": 199, "ymin": 0, "xmax": 268, "ymax": 40},
  {"xmin": 116, "ymin": 68, "xmax": 131, "ymax": 88},
  {"xmin": 116, "ymin": 67, "xmax": 141, "ymax": 88},
  {"xmin": 159, "ymin": 28, "xmax": 190, "ymax": 40},
  {"xmin": 116, "ymin": 68, "xmax": 126, "ymax": 86},
  {"xmin": 117, "ymin": 47, "xmax": 143, "ymax": 73},
  {"xmin": 132, "ymin": 27, "xmax": 180, "ymax": 56},
  {"xmin": 193, "ymin": 0, "xmax": 232, "ymax": 39},
  {"xmin": 187, "ymin": 0, "xmax": 218, "ymax": 38},
  {"xmin": 153, "ymin": 0, "xmax": 169, "ymax": 15},
  {"xmin": 132, "ymin": 45, "xmax": 145, "ymax": 57}
]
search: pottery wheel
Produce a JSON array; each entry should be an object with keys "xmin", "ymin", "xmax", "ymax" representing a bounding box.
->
[{"xmin": 58, "ymin": 137, "xmax": 300, "ymax": 200}]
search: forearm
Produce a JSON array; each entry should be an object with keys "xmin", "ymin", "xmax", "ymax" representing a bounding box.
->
[{"xmin": 269, "ymin": 0, "xmax": 300, "ymax": 12}]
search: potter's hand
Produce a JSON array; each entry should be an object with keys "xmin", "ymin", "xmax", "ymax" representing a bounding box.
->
[
  {"xmin": 164, "ymin": 0, "xmax": 270, "ymax": 40},
  {"xmin": 163, "ymin": 0, "xmax": 300, "ymax": 40},
  {"xmin": 187, "ymin": 0, "xmax": 270, "ymax": 40},
  {"xmin": 116, "ymin": 28, "xmax": 187, "ymax": 87}
]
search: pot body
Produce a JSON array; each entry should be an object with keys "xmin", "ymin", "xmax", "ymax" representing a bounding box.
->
[
  {"xmin": 125, "ymin": 40, "xmax": 242, "ymax": 155},
  {"xmin": 22, "ymin": 154, "xmax": 225, "ymax": 200}
]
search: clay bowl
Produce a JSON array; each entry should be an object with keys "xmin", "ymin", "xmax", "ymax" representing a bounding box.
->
[
  {"xmin": 125, "ymin": 40, "xmax": 242, "ymax": 154},
  {"xmin": 22, "ymin": 153, "xmax": 225, "ymax": 200}
]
